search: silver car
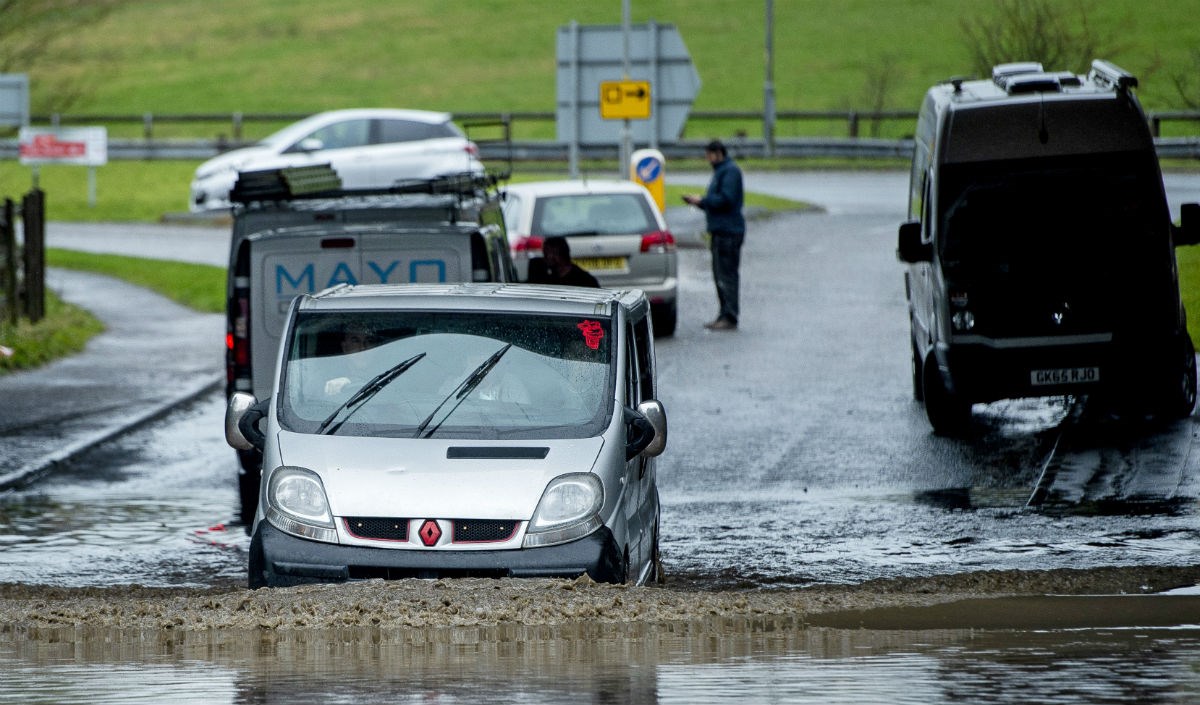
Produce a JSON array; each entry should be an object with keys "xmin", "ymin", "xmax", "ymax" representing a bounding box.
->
[
  {"xmin": 190, "ymin": 108, "xmax": 483, "ymax": 212},
  {"xmin": 501, "ymin": 180, "xmax": 679, "ymax": 336},
  {"xmin": 226, "ymin": 282, "xmax": 667, "ymax": 588}
]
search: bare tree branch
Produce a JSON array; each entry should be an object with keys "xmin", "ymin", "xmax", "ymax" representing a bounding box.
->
[
  {"xmin": 959, "ymin": 0, "xmax": 1121, "ymax": 77},
  {"xmin": 0, "ymin": 1, "xmax": 124, "ymax": 113}
]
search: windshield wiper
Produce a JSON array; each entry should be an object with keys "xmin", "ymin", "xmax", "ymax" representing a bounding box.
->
[
  {"xmin": 317, "ymin": 352, "xmax": 426, "ymax": 435},
  {"xmin": 413, "ymin": 343, "xmax": 512, "ymax": 439}
]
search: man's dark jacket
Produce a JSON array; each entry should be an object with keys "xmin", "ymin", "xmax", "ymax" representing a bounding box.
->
[{"xmin": 698, "ymin": 157, "xmax": 746, "ymax": 235}]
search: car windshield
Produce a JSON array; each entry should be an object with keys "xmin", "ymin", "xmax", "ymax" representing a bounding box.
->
[
  {"xmin": 279, "ymin": 310, "xmax": 615, "ymax": 439},
  {"xmin": 531, "ymin": 193, "xmax": 655, "ymax": 236}
]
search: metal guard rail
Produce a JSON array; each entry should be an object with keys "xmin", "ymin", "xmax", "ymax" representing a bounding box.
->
[{"xmin": 3, "ymin": 136, "xmax": 1199, "ymax": 161}]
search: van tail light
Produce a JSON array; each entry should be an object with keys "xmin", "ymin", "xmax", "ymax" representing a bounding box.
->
[
  {"xmin": 514, "ymin": 235, "xmax": 544, "ymax": 253},
  {"xmin": 640, "ymin": 230, "xmax": 676, "ymax": 253},
  {"xmin": 226, "ymin": 287, "xmax": 252, "ymax": 392}
]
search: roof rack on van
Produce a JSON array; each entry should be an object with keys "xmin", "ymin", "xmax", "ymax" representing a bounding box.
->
[
  {"xmin": 229, "ymin": 164, "xmax": 502, "ymax": 206},
  {"xmin": 991, "ymin": 62, "xmax": 1066, "ymax": 94},
  {"xmin": 992, "ymin": 62, "xmax": 1044, "ymax": 82},
  {"xmin": 1088, "ymin": 59, "xmax": 1138, "ymax": 91}
]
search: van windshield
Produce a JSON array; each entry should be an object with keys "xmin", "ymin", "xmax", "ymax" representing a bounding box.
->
[
  {"xmin": 279, "ymin": 310, "xmax": 615, "ymax": 439},
  {"xmin": 938, "ymin": 152, "xmax": 1169, "ymax": 282}
]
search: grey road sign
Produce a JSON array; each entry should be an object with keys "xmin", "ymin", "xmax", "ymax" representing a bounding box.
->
[
  {"xmin": 1, "ymin": 74, "xmax": 30, "ymax": 128},
  {"xmin": 556, "ymin": 22, "xmax": 701, "ymax": 147}
]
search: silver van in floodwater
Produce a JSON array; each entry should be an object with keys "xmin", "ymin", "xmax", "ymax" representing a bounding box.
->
[{"xmin": 226, "ymin": 282, "xmax": 667, "ymax": 588}]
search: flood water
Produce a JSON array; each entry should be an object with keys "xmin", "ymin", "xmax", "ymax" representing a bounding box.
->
[
  {"xmin": 3, "ymin": 393, "xmax": 1200, "ymax": 703},
  {"xmin": 4, "ymin": 615, "xmax": 1200, "ymax": 704}
]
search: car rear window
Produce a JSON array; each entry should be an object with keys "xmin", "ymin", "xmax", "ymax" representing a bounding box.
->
[
  {"xmin": 375, "ymin": 119, "xmax": 462, "ymax": 144},
  {"xmin": 531, "ymin": 193, "xmax": 655, "ymax": 237}
]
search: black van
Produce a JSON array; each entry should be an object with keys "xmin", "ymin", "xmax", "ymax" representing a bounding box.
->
[{"xmin": 898, "ymin": 60, "xmax": 1200, "ymax": 434}]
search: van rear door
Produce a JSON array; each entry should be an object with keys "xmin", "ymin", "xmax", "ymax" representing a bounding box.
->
[{"xmin": 247, "ymin": 227, "xmax": 471, "ymax": 398}]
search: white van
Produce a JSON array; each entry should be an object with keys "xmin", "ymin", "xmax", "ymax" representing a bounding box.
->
[
  {"xmin": 898, "ymin": 60, "xmax": 1200, "ymax": 434},
  {"xmin": 225, "ymin": 283, "xmax": 667, "ymax": 588},
  {"xmin": 225, "ymin": 168, "xmax": 517, "ymax": 520}
]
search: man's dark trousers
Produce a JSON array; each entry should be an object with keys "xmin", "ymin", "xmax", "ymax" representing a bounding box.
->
[{"xmin": 710, "ymin": 230, "xmax": 744, "ymax": 325}]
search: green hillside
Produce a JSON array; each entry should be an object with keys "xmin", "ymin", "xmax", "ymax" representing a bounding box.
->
[{"xmin": 19, "ymin": 0, "xmax": 1200, "ymax": 140}]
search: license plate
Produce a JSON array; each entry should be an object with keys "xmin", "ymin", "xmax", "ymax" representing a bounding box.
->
[
  {"xmin": 1030, "ymin": 367, "xmax": 1100, "ymax": 386},
  {"xmin": 575, "ymin": 256, "xmax": 627, "ymax": 271}
]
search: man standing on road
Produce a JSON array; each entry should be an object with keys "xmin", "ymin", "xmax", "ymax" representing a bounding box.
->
[{"xmin": 684, "ymin": 139, "xmax": 745, "ymax": 331}]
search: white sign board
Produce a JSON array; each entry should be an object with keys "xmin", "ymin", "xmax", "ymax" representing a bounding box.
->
[{"xmin": 19, "ymin": 127, "xmax": 108, "ymax": 166}]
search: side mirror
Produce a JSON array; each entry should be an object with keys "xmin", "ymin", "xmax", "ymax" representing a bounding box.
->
[
  {"xmin": 1175, "ymin": 203, "xmax": 1200, "ymax": 247},
  {"xmin": 297, "ymin": 137, "xmax": 324, "ymax": 152},
  {"xmin": 225, "ymin": 392, "xmax": 266, "ymax": 451},
  {"xmin": 897, "ymin": 220, "xmax": 932, "ymax": 263},
  {"xmin": 637, "ymin": 400, "xmax": 668, "ymax": 457},
  {"xmin": 624, "ymin": 401, "xmax": 668, "ymax": 461}
]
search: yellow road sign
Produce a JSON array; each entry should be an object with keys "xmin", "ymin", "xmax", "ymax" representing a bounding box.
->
[{"xmin": 600, "ymin": 80, "xmax": 651, "ymax": 120}]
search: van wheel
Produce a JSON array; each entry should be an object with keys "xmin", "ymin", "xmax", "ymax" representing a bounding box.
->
[
  {"xmin": 237, "ymin": 461, "xmax": 260, "ymax": 525},
  {"xmin": 652, "ymin": 302, "xmax": 677, "ymax": 337},
  {"xmin": 247, "ymin": 529, "xmax": 267, "ymax": 590},
  {"xmin": 649, "ymin": 520, "xmax": 664, "ymax": 585},
  {"xmin": 1162, "ymin": 336, "xmax": 1197, "ymax": 419},
  {"xmin": 922, "ymin": 355, "xmax": 971, "ymax": 435},
  {"xmin": 911, "ymin": 336, "xmax": 924, "ymax": 402}
]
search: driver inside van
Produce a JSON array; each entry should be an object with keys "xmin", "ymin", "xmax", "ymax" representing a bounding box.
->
[{"xmin": 324, "ymin": 324, "xmax": 378, "ymax": 396}]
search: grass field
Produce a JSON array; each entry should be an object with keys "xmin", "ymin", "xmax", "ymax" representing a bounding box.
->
[
  {"xmin": 3, "ymin": 0, "xmax": 1198, "ymax": 221},
  {"xmin": 3, "ymin": 0, "xmax": 1200, "ymax": 369},
  {"xmin": 18, "ymin": 0, "xmax": 1200, "ymax": 138}
]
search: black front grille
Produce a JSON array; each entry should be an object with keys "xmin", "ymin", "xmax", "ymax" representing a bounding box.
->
[
  {"xmin": 454, "ymin": 520, "xmax": 518, "ymax": 543},
  {"xmin": 343, "ymin": 517, "xmax": 519, "ymax": 543},
  {"xmin": 345, "ymin": 517, "xmax": 408, "ymax": 542}
]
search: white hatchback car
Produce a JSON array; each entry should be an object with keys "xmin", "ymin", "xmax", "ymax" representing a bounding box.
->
[
  {"xmin": 226, "ymin": 282, "xmax": 667, "ymax": 588},
  {"xmin": 189, "ymin": 108, "xmax": 483, "ymax": 212},
  {"xmin": 501, "ymin": 180, "xmax": 678, "ymax": 335}
]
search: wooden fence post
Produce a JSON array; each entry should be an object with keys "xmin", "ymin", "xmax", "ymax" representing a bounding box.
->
[
  {"xmin": 21, "ymin": 190, "xmax": 45, "ymax": 323},
  {"xmin": 2, "ymin": 199, "xmax": 16, "ymax": 328}
]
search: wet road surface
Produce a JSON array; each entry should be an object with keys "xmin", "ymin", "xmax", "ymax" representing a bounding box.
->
[
  {"xmin": 9, "ymin": 207, "xmax": 1200, "ymax": 590},
  {"xmin": 4, "ymin": 172, "xmax": 1200, "ymax": 702}
]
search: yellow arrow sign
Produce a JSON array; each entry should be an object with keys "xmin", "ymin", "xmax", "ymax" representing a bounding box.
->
[{"xmin": 600, "ymin": 80, "xmax": 651, "ymax": 120}]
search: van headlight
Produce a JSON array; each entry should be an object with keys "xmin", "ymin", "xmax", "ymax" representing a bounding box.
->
[
  {"xmin": 523, "ymin": 473, "xmax": 603, "ymax": 548},
  {"xmin": 265, "ymin": 466, "xmax": 337, "ymax": 543}
]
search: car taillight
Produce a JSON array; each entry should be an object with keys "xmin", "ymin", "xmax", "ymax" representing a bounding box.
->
[
  {"xmin": 640, "ymin": 230, "xmax": 676, "ymax": 253},
  {"xmin": 465, "ymin": 142, "xmax": 480, "ymax": 158},
  {"xmin": 514, "ymin": 235, "xmax": 544, "ymax": 252}
]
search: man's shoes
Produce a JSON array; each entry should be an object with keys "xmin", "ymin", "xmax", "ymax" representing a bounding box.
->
[{"xmin": 704, "ymin": 317, "xmax": 737, "ymax": 331}]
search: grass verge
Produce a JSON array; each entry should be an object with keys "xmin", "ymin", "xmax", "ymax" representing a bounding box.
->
[
  {"xmin": 0, "ymin": 291, "xmax": 104, "ymax": 373},
  {"xmin": 1, "ymin": 249, "xmax": 223, "ymax": 375},
  {"xmin": 47, "ymin": 249, "xmax": 226, "ymax": 313}
]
